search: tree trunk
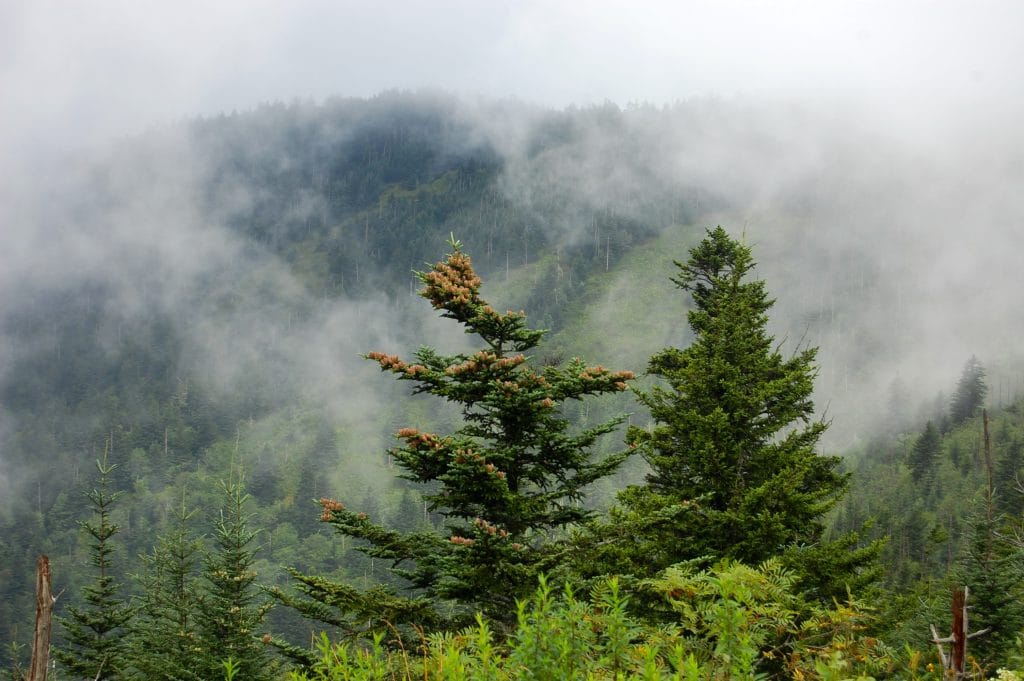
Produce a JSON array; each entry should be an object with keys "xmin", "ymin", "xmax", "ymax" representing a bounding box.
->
[
  {"xmin": 29, "ymin": 555, "xmax": 54, "ymax": 681},
  {"xmin": 951, "ymin": 587, "xmax": 966, "ymax": 678}
]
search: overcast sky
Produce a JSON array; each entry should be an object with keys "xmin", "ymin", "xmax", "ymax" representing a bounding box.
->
[
  {"xmin": 1, "ymin": 0, "xmax": 1023, "ymax": 480},
  {"xmin": 3, "ymin": 0, "xmax": 1023, "ymax": 161}
]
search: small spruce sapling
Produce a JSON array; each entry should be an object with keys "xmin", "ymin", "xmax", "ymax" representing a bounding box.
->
[{"xmin": 54, "ymin": 454, "xmax": 134, "ymax": 681}]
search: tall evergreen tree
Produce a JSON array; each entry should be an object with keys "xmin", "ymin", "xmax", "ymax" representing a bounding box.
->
[
  {"xmin": 54, "ymin": 454, "xmax": 134, "ymax": 680},
  {"xmin": 124, "ymin": 500, "xmax": 203, "ymax": 681},
  {"xmin": 909, "ymin": 421, "xmax": 941, "ymax": 488},
  {"xmin": 950, "ymin": 355, "xmax": 987, "ymax": 427},
  {"xmin": 275, "ymin": 238, "xmax": 633, "ymax": 645},
  {"xmin": 195, "ymin": 481, "xmax": 276, "ymax": 681},
  {"xmin": 606, "ymin": 227, "xmax": 874, "ymax": 597},
  {"xmin": 884, "ymin": 375, "xmax": 913, "ymax": 436},
  {"xmin": 996, "ymin": 436, "xmax": 1024, "ymax": 517}
]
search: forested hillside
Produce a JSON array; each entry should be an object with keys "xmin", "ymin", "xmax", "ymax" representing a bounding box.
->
[{"xmin": 3, "ymin": 93, "xmax": 1024, "ymax": 678}]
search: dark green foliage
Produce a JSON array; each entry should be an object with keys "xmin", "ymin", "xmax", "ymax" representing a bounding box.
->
[
  {"xmin": 392, "ymin": 489, "xmax": 426, "ymax": 533},
  {"xmin": 909, "ymin": 421, "xmax": 941, "ymax": 486},
  {"xmin": 610, "ymin": 227, "xmax": 869, "ymax": 598},
  {"xmin": 190, "ymin": 95, "xmax": 664, "ymax": 310},
  {"xmin": 950, "ymin": 355, "xmax": 987, "ymax": 427},
  {"xmin": 54, "ymin": 455, "xmax": 134, "ymax": 680},
  {"xmin": 833, "ymin": 394, "xmax": 1024, "ymax": 661},
  {"xmin": 952, "ymin": 507, "xmax": 1024, "ymax": 667},
  {"xmin": 195, "ymin": 481, "xmax": 276, "ymax": 681},
  {"xmin": 123, "ymin": 501, "xmax": 204, "ymax": 681},
  {"xmin": 996, "ymin": 436, "xmax": 1024, "ymax": 517},
  {"xmin": 277, "ymin": 240, "xmax": 633, "ymax": 641}
]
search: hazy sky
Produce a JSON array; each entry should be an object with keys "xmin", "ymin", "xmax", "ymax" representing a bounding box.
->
[
  {"xmin": 2, "ymin": 0, "xmax": 1024, "ymax": 451},
  {"xmin": 3, "ymin": 0, "xmax": 1023, "ymax": 161}
]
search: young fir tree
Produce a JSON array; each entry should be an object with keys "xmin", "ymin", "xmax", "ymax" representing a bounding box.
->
[
  {"xmin": 602, "ymin": 227, "xmax": 876, "ymax": 599},
  {"xmin": 54, "ymin": 455, "xmax": 134, "ymax": 680},
  {"xmin": 275, "ymin": 238, "xmax": 634, "ymax": 645},
  {"xmin": 123, "ymin": 500, "xmax": 204, "ymax": 681},
  {"xmin": 195, "ymin": 481, "xmax": 276, "ymax": 681}
]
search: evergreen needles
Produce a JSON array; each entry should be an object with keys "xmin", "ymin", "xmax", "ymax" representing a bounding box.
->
[{"xmin": 276, "ymin": 237, "xmax": 634, "ymax": 639}]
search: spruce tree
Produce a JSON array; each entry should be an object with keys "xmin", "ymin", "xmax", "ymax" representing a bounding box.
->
[
  {"xmin": 909, "ymin": 421, "xmax": 941, "ymax": 487},
  {"xmin": 195, "ymin": 481, "xmax": 275, "ymax": 681},
  {"xmin": 275, "ymin": 238, "xmax": 633, "ymax": 642},
  {"xmin": 950, "ymin": 355, "xmax": 987, "ymax": 427},
  {"xmin": 124, "ymin": 500, "xmax": 203, "ymax": 681},
  {"xmin": 608, "ymin": 227, "xmax": 873, "ymax": 597},
  {"xmin": 54, "ymin": 455, "xmax": 134, "ymax": 680},
  {"xmin": 996, "ymin": 436, "xmax": 1024, "ymax": 517}
]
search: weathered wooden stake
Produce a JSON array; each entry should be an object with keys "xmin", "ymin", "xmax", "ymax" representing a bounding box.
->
[
  {"xmin": 29, "ymin": 555, "xmax": 54, "ymax": 681},
  {"xmin": 952, "ymin": 588, "xmax": 966, "ymax": 676},
  {"xmin": 930, "ymin": 586, "xmax": 989, "ymax": 680}
]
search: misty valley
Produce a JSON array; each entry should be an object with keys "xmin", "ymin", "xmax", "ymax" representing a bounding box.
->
[{"xmin": 3, "ymin": 92, "xmax": 1024, "ymax": 680}]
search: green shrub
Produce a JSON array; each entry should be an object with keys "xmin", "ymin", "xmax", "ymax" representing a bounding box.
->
[{"xmin": 288, "ymin": 563, "xmax": 895, "ymax": 680}]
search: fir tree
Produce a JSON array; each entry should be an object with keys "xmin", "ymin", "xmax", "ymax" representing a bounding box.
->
[
  {"xmin": 392, "ymin": 489, "xmax": 425, "ymax": 533},
  {"xmin": 909, "ymin": 421, "xmax": 941, "ymax": 488},
  {"xmin": 603, "ymin": 227, "xmax": 875, "ymax": 598},
  {"xmin": 54, "ymin": 454, "xmax": 134, "ymax": 680},
  {"xmin": 123, "ymin": 500, "xmax": 204, "ymax": 681},
  {"xmin": 275, "ymin": 238, "xmax": 633, "ymax": 644},
  {"xmin": 949, "ymin": 355, "xmax": 987, "ymax": 427},
  {"xmin": 195, "ymin": 481, "xmax": 275, "ymax": 681},
  {"xmin": 996, "ymin": 436, "xmax": 1024, "ymax": 517}
]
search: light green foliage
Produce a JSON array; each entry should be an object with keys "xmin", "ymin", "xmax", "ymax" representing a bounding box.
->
[
  {"xmin": 991, "ymin": 639, "xmax": 1024, "ymax": 680},
  {"xmin": 287, "ymin": 576, "xmax": 681, "ymax": 680},
  {"xmin": 54, "ymin": 454, "xmax": 134, "ymax": 680},
  {"xmin": 648, "ymin": 559, "xmax": 894, "ymax": 679},
  {"xmin": 196, "ymin": 481, "xmax": 277, "ymax": 681},
  {"xmin": 286, "ymin": 563, "xmax": 892, "ymax": 680},
  {"xmin": 651, "ymin": 560, "xmax": 796, "ymax": 677},
  {"xmin": 504, "ymin": 576, "xmax": 649, "ymax": 680},
  {"xmin": 222, "ymin": 657, "xmax": 241, "ymax": 681},
  {"xmin": 1, "ymin": 641, "xmax": 26, "ymax": 681},
  {"xmin": 123, "ymin": 500, "xmax": 204, "ymax": 681}
]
